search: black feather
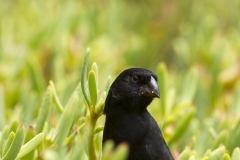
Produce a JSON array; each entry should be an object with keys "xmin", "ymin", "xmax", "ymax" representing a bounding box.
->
[{"xmin": 103, "ymin": 68, "xmax": 174, "ymax": 160}]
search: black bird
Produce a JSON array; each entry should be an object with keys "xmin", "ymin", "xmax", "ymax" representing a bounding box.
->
[{"xmin": 102, "ymin": 68, "xmax": 174, "ymax": 160}]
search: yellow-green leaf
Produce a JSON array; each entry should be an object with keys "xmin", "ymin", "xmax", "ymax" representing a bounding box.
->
[
  {"xmin": 232, "ymin": 147, "xmax": 240, "ymax": 160},
  {"xmin": 2, "ymin": 132, "xmax": 15, "ymax": 157},
  {"xmin": 2, "ymin": 125, "xmax": 25, "ymax": 160},
  {"xmin": 36, "ymin": 86, "xmax": 52, "ymax": 134},
  {"xmin": 16, "ymin": 133, "xmax": 44, "ymax": 159},
  {"xmin": 88, "ymin": 70, "xmax": 98, "ymax": 107}
]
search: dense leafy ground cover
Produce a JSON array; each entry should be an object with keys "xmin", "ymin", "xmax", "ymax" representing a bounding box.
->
[{"xmin": 0, "ymin": 0, "xmax": 240, "ymax": 159}]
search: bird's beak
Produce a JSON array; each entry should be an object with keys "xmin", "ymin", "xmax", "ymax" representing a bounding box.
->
[{"xmin": 140, "ymin": 76, "xmax": 160, "ymax": 98}]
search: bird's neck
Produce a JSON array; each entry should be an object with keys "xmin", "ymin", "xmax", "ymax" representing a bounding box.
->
[
  {"xmin": 112, "ymin": 99, "xmax": 151, "ymax": 113},
  {"xmin": 105, "ymin": 104, "xmax": 149, "ymax": 120}
]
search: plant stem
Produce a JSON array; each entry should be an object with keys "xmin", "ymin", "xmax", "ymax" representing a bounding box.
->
[{"xmin": 88, "ymin": 114, "xmax": 98, "ymax": 160}]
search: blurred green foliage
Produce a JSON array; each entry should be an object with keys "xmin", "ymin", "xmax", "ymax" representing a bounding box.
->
[{"xmin": 0, "ymin": 0, "xmax": 240, "ymax": 159}]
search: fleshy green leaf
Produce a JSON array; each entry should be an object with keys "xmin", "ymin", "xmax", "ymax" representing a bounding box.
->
[
  {"xmin": 0, "ymin": 125, "xmax": 10, "ymax": 157},
  {"xmin": 10, "ymin": 120, "xmax": 19, "ymax": 133},
  {"xmin": 212, "ymin": 130, "xmax": 228, "ymax": 150},
  {"xmin": 168, "ymin": 107, "xmax": 196, "ymax": 145},
  {"xmin": 2, "ymin": 125, "xmax": 25, "ymax": 160},
  {"xmin": 222, "ymin": 153, "xmax": 231, "ymax": 160},
  {"xmin": 94, "ymin": 126, "xmax": 104, "ymax": 134},
  {"xmin": 81, "ymin": 47, "xmax": 91, "ymax": 106},
  {"xmin": 209, "ymin": 146, "xmax": 226, "ymax": 160},
  {"xmin": 156, "ymin": 62, "xmax": 168, "ymax": 117},
  {"xmin": 232, "ymin": 147, "xmax": 240, "ymax": 160},
  {"xmin": 55, "ymin": 95, "xmax": 79, "ymax": 150},
  {"xmin": 177, "ymin": 147, "xmax": 191, "ymax": 160},
  {"xmin": 36, "ymin": 86, "xmax": 53, "ymax": 134},
  {"xmin": 16, "ymin": 133, "xmax": 44, "ymax": 159},
  {"xmin": 50, "ymin": 81, "xmax": 63, "ymax": 113},
  {"xmin": 92, "ymin": 62, "xmax": 98, "ymax": 90},
  {"xmin": 88, "ymin": 70, "xmax": 98, "ymax": 107},
  {"xmin": 20, "ymin": 126, "xmax": 36, "ymax": 160},
  {"xmin": 2, "ymin": 132, "xmax": 15, "ymax": 157}
]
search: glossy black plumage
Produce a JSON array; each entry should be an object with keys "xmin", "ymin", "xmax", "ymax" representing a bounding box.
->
[{"xmin": 102, "ymin": 68, "xmax": 174, "ymax": 160}]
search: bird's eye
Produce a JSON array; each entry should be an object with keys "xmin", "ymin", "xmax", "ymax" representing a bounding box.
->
[{"xmin": 131, "ymin": 75, "xmax": 139, "ymax": 82}]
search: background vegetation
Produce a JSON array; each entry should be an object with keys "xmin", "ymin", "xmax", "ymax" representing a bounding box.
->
[{"xmin": 0, "ymin": 0, "xmax": 240, "ymax": 159}]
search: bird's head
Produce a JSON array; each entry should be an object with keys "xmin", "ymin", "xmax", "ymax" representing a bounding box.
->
[{"xmin": 104, "ymin": 68, "xmax": 160, "ymax": 114}]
